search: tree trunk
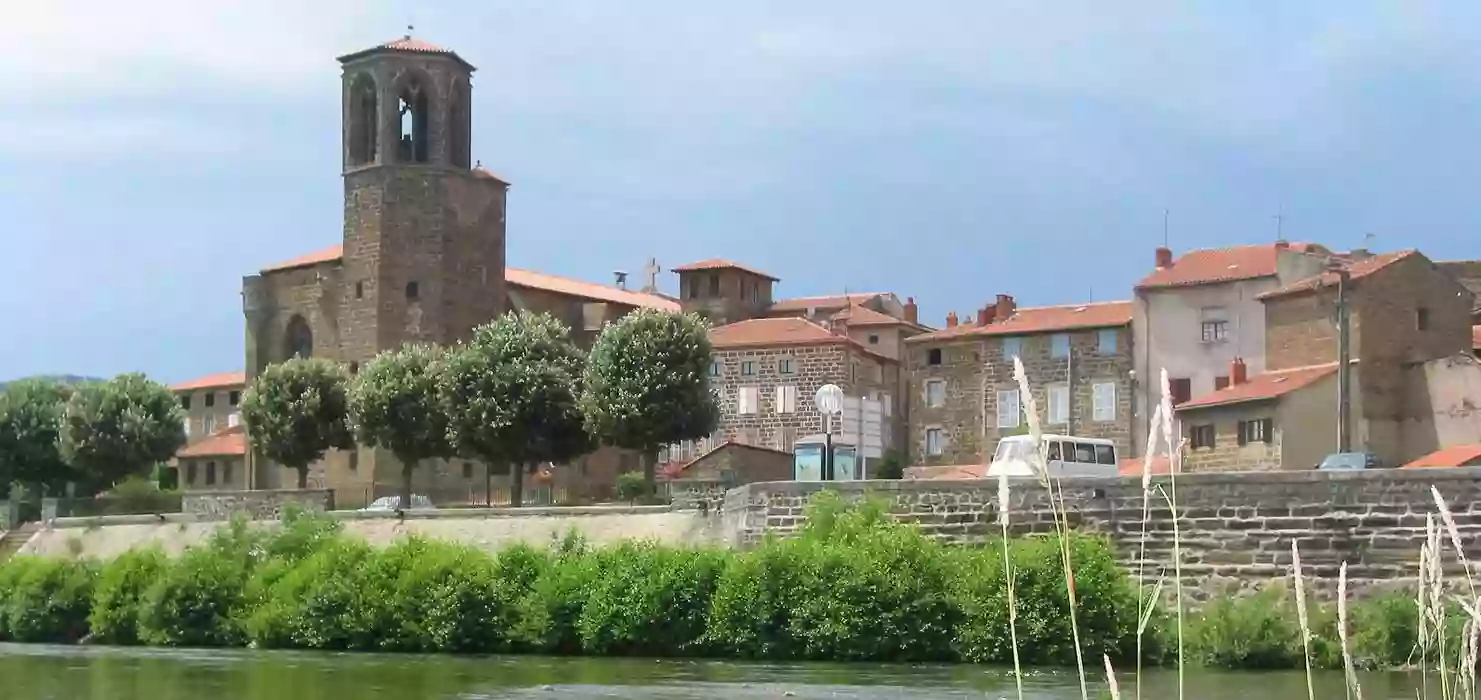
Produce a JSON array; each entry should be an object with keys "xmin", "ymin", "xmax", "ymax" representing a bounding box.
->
[
  {"xmin": 511, "ymin": 462, "xmax": 524, "ymax": 508},
  {"xmin": 296, "ymin": 466, "xmax": 308, "ymax": 489},
  {"xmin": 484, "ymin": 463, "xmax": 492, "ymax": 508},
  {"xmin": 400, "ymin": 458, "xmax": 415, "ymax": 511},
  {"xmin": 642, "ymin": 449, "xmax": 656, "ymax": 494}
]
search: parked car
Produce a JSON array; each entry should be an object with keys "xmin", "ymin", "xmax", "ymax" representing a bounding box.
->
[
  {"xmin": 359, "ymin": 494, "xmax": 435, "ymax": 511},
  {"xmin": 1317, "ymin": 452, "xmax": 1382, "ymax": 471}
]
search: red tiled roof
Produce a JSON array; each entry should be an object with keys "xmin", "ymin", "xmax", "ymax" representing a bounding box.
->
[
  {"xmin": 261, "ymin": 244, "xmax": 344, "ymax": 273},
  {"xmin": 831, "ymin": 305, "xmax": 910, "ymax": 327},
  {"xmin": 171, "ymin": 371, "xmax": 247, "ymax": 392},
  {"xmin": 709, "ymin": 317, "xmax": 847, "ymax": 348},
  {"xmin": 1118, "ymin": 455, "xmax": 1173, "ymax": 477},
  {"xmin": 1403, "ymin": 445, "xmax": 1481, "ymax": 469},
  {"xmin": 661, "ymin": 440, "xmax": 791, "ymax": 479},
  {"xmin": 178, "ymin": 425, "xmax": 246, "ymax": 458},
  {"xmin": 769, "ymin": 293, "xmax": 887, "ymax": 313},
  {"xmin": 906, "ymin": 301, "xmax": 1132, "ymax": 343},
  {"xmin": 903, "ymin": 464, "xmax": 987, "ymax": 480},
  {"xmin": 671, "ymin": 259, "xmax": 779, "ymax": 281},
  {"xmin": 337, "ymin": 36, "xmax": 474, "ymax": 70},
  {"xmin": 1257, "ymin": 250, "xmax": 1418, "ymax": 300},
  {"xmin": 259, "ymin": 245, "xmax": 675, "ymax": 311},
  {"xmin": 1177, "ymin": 363, "xmax": 1338, "ymax": 411},
  {"xmin": 1137, "ymin": 243, "xmax": 1325, "ymax": 290},
  {"xmin": 472, "ymin": 165, "xmax": 510, "ymax": 184},
  {"xmin": 506, "ymin": 267, "xmax": 679, "ymax": 312}
]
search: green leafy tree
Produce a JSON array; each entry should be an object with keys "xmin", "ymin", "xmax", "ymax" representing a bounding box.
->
[
  {"xmin": 0, "ymin": 379, "xmax": 75, "ymax": 497},
  {"xmin": 240, "ymin": 358, "xmax": 354, "ymax": 489},
  {"xmin": 580, "ymin": 309, "xmax": 719, "ymax": 488},
  {"xmin": 59, "ymin": 374, "xmax": 185, "ymax": 495},
  {"xmin": 440, "ymin": 312, "xmax": 591, "ymax": 507},
  {"xmin": 348, "ymin": 344, "xmax": 453, "ymax": 510}
]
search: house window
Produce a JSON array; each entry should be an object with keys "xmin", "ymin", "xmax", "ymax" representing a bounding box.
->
[
  {"xmin": 687, "ymin": 279, "xmax": 699, "ymax": 299},
  {"xmin": 205, "ymin": 461, "xmax": 217, "ymax": 486},
  {"xmin": 355, "ymin": 281, "xmax": 364, "ymax": 299},
  {"xmin": 926, "ymin": 428, "xmax": 944, "ymax": 456},
  {"xmin": 347, "ymin": 450, "xmax": 358, "ymax": 472},
  {"xmin": 204, "ymin": 392, "xmax": 215, "ymax": 408},
  {"xmin": 738, "ymin": 387, "xmax": 759, "ymax": 414},
  {"xmin": 1170, "ymin": 378, "xmax": 1192, "ymax": 405},
  {"xmin": 1238, "ymin": 418, "xmax": 1274, "ymax": 445},
  {"xmin": 1097, "ymin": 329, "xmax": 1118, "ymax": 354},
  {"xmin": 203, "ymin": 414, "xmax": 217, "ymax": 435},
  {"xmin": 881, "ymin": 392, "xmax": 893, "ymax": 417},
  {"xmin": 997, "ymin": 389, "xmax": 1021, "ymax": 428},
  {"xmin": 227, "ymin": 413, "xmax": 240, "ymax": 428},
  {"xmin": 709, "ymin": 274, "xmax": 721, "ymax": 297},
  {"xmin": 774, "ymin": 385, "xmax": 797, "ymax": 414},
  {"xmin": 868, "ymin": 334, "xmax": 880, "ymax": 345},
  {"xmin": 229, "ymin": 391, "xmax": 240, "ymax": 406},
  {"xmin": 741, "ymin": 361, "xmax": 756, "ymax": 376},
  {"xmin": 180, "ymin": 395, "xmax": 191, "ymax": 410},
  {"xmin": 463, "ymin": 462, "xmax": 474, "ymax": 479},
  {"xmin": 223, "ymin": 462, "xmax": 233, "ymax": 485},
  {"xmin": 1201, "ymin": 320, "xmax": 1229, "ymax": 343},
  {"xmin": 1092, "ymin": 382, "xmax": 1116, "ymax": 422},
  {"xmin": 1002, "ymin": 337, "xmax": 1022, "ymax": 361},
  {"xmin": 1191, "ymin": 424, "xmax": 1216, "ymax": 449},
  {"xmin": 1051, "ymin": 334, "xmax": 1071, "ymax": 358},
  {"xmin": 1417, "ymin": 307, "xmax": 1431, "ymax": 331},
  {"xmin": 925, "ymin": 380, "xmax": 946, "ymax": 408},
  {"xmin": 186, "ymin": 462, "xmax": 197, "ymax": 486},
  {"xmin": 182, "ymin": 417, "xmax": 192, "ymax": 438},
  {"xmin": 779, "ymin": 358, "xmax": 795, "ymax": 374},
  {"xmin": 927, "ymin": 348, "xmax": 943, "ymax": 366},
  {"xmin": 1214, "ymin": 376, "xmax": 1230, "ymax": 391},
  {"xmin": 1047, "ymin": 384, "xmax": 1070, "ymax": 424},
  {"xmin": 709, "ymin": 361, "xmax": 722, "ymax": 377},
  {"xmin": 405, "ymin": 281, "xmax": 419, "ymax": 300}
]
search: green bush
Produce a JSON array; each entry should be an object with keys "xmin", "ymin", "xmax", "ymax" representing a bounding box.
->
[
  {"xmin": 614, "ymin": 472, "xmax": 649, "ymax": 503},
  {"xmin": 577, "ymin": 542, "xmax": 726, "ymax": 656},
  {"xmin": 89, "ymin": 546, "xmax": 168, "ymax": 644},
  {"xmin": 1, "ymin": 556, "xmax": 96, "ymax": 643},
  {"xmin": 242, "ymin": 537, "xmax": 374, "ymax": 650},
  {"xmin": 0, "ymin": 556, "xmax": 41, "ymax": 640},
  {"xmin": 1188, "ymin": 586, "xmax": 1308, "ymax": 669},
  {"xmin": 515, "ymin": 540, "xmax": 598, "ymax": 654},
  {"xmin": 136, "ymin": 526, "xmax": 259, "ymax": 648}
]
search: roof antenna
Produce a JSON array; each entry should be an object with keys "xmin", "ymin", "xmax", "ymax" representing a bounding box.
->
[
  {"xmin": 1162, "ymin": 209, "xmax": 1169, "ymax": 248},
  {"xmin": 1275, "ymin": 213, "xmax": 1285, "ymax": 243}
]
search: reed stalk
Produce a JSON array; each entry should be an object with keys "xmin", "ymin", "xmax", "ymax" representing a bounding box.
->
[
  {"xmin": 1104, "ymin": 654, "xmax": 1122, "ymax": 700},
  {"xmin": 1134, "ymin": 403, "xmax": 1164, "ymax": 700},
  {"xmin": 1291, "ymin": 541, "xmax": 1315, "ymax": 700},
  {"xmin": 1338, "ymin": 561, "xmax": 1362, "ymax": 700},
  {"xmin": 999, "ymin": 472, "xmax": 1024, "ymax": 700},
  {"xmin": 1156, "ymin": 369, "xmax": 1185, "ymax": 700}
]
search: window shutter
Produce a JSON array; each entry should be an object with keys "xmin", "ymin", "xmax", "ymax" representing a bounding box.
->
[
  {"xmin": 1237, "ymin": 421, "xmax": 1248, "ymax": 446},
  {"xmin": 1262, "ymin": 418, "xmax": 1274, "ymax": 444}
]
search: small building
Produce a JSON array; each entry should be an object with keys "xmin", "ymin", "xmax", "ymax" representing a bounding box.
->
[
  {"xmin": 661, "ymin": 441, "xmax": 793, "ymax": 484},
  {"xmin": 1403, "ymin": 445, "xmax": 1481, "ymax": 469},
  {"xmin": 1176, "ymin": 360, "xmax": 1340, "ymax": 472},
  {"xmin": 171, "ymin": 371, "xmax": 245, "ymax": 444},
  {"xmin": 174, "ymin": 425, "xmax": 248, "ymax": 491}
]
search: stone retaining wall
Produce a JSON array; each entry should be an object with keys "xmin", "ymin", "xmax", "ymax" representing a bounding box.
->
[
  {"xmin": 722, "ymin": 468, "xmax": 1481, "ymax": 597},
  {"xmin": 181, "ymin": 489, "xmax": 334, "ymax": 521}
]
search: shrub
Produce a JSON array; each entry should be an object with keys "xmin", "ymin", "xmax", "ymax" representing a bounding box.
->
[
  {"xmin": 89, "ymin": 546, "xmax": 168, "ymax": 644},
  {"xmin": 576, "ymin": 542, "xmax": 726, "ymax": 657},
  {"xmin": 614, "ymin": 472, "xmax": 649, "ymax": 503},
  {"xmin": 345, "ymin": 538, "xmax": 519, "ymax": 653},
  {"xmin": 1, "ymin": 556, "xmax": 97, "ymax": 643},
  {"xmin": 1188, "ymin": 585, "xmax": 1307, "ymax": 669},
  {"xmin": 516, "ymin": 542, "xmax": 599, "ymax": 654},
  {"xmin": 243, "ymin": 537, "xmax": 374, "ymax": 650},
  {"xmin": 137, "ymin": 530, "xmax": 258, "ymax": 647}
]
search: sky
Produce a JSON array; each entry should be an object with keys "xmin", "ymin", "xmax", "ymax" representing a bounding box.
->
[{"xmin": 3, "ymin": 1, "xmax": 1481, "ymax": 384}]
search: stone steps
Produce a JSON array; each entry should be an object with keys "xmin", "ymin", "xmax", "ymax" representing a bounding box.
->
[{"xmin": 0, "ymin": 522, "xmax": 40, "ymax": 562}]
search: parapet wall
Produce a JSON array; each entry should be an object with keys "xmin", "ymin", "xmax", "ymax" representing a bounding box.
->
[
  {"xmin": 722, "ymin": 468, "xmax": 1481, "ymax": 596},
  {"xmin": 181, "ymin": 489, "xmax": 334, "ymax": 520}
]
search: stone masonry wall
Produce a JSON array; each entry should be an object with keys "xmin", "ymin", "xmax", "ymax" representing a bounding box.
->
[
  {"xmin": 908, "ymin": 325, "xmax": 1134, "ymax": 467},
  {"xmin": 721, "ymin": 468, "xmax": 1481, "ymax": 597},
  {"xmin": 714, "ymin": 343, "xmax": 896, "ymax": 452},
  {"xmin": 1179, "ymin": 401, "xmax": 1285, "ymax": 472},
  {"xmin": 182, "ymin": 489, "xmax": 335, "ymax": 521}
]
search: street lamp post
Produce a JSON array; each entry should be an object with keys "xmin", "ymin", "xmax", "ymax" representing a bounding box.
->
[{"xmin": 814, "ymin": 384, "xmax": 844, "ymax": 481}]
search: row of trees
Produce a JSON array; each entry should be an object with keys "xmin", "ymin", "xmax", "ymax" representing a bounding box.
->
[
  {"xmin": 242, "ymin": 308, "xmax": 719, "ymax": 507},
  {"xmin": 0, "ymin": 375, "xmax": 185, "ymax": 499}
]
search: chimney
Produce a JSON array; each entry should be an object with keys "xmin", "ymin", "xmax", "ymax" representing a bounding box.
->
[
  {"xmin": 995, "ymin": 294, "xmax": 1016, "ymax": 321},
  {"xmin": 946, "ymin": 311, "xmax": 959, "ymax": 328},
  {"xmin": 1350, "ymin": 248, "xmax": 1372, "ymax": 261},
  {"xmin": 1155, "ymin": 246, "xmax": 1174, "ymax": 269},
  {"xmin": 1274, "ymin": 239, "xmax": 1289, "ymax": 251},
  {"xmin": 904, "ymin": 296, "xmax": 918, "ymax": 325},
  {"xmin": 1230, "ymin": 357, "xmax": 1248, "ymax": 386},
  {"xmin": 612, "ymin": 270, "xmax": 628, "ymax": 290}
]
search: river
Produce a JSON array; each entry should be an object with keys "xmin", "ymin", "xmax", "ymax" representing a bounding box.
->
[{"xmin": 0, "ymin": 643, "xmax": 1434, "ymax": 699}]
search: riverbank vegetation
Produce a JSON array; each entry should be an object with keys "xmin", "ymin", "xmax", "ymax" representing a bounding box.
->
[{"xmin": 0, "ymin": 498, "xmax": 1451, "ymax": 675}]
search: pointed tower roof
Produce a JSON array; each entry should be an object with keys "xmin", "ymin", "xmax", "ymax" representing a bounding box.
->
[{"xmin": 337, "ymin": 29, "xmax": 475, "ymax": 71}]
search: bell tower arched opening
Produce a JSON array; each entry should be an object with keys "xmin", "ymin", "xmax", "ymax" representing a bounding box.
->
[
  {"xmin": 397, "ymin": 78, "xmax": 431, "ymax": 164},
  {"xmin": 347, "ymin": 74, "xmax": 378, "ymax": 166}
]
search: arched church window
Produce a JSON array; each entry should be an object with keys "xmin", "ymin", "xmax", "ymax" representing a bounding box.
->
[
  {"xmin": 397, "ymin": 77, "xmax": 430, "ymax": 163},
  {"xmin": 285, "ymin": 315, "xmax": 314, "ymax": 359},
  {"xmin": 449, "ymin": 78, "xmax": 470, "ymax": 169},
  {"xmin": 347, "ymin": 74, "xmax": 378, "ymax": 166}
]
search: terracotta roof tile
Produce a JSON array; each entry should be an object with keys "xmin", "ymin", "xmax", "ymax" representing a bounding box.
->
[
  {"xmin": 259, "ymin": 245, "xmax": 676, "ymax": 312},
  {"xmin": 506, "ymin": 267, "xmax": 679, "ymax": 312},
  {"xmin": 1118, "ymin": 455, "xmax": 1174, "ymax": 477},
  {"xmin": 661, "ymin": 441, "xmax": 791, "ymax": 479},
  {"xmin": 671, "ymin": 258, "xmax": 779, "ymax": 281},
  {"xmin": 709, "ymin": 317, "xmax": 845, "ymax": 348},
  {"xmin": 902, "ymin": 464, "xmax": 988, "ymax": 480},
  {"xmin": 178, "ymin": 425, "xmax": 246, "ymax": 458},
  {"xmin": 472, "ymin": 165, "xmax": 510, "ymax": 184},
  {"xmin": 337, "ymin": 36, "xmax": 474, "ymax": 70},
  {"xmin": 171, "ymin": 372, "xmax": 247, "ymax": 392},
  {"xmin": 261, "ymin": 244, "xmax": 344, "ymax": 273},
  {"xmin": 906, "ymin": 301, "xmax": 1132, "ymax": 343},
  {"xmin": 1177, "ymin": 363, "xmax": 1338, "ymax": 411},
  {"xmin": 1257, "ymin": 250, "xmax": 1417, "ymax": 300},
  {"xmin": 1403, "ymin": 444, "xmax": 1481, "ymax": 469},
  {"xmin": 1137, "ymin": 243, "xmax": 1325, "ymax": 289},
  {"xmin": 769, "ymin": 293, "xmax": 887, "ymax": 313},
  {"xmin": 830, "ymin": 305, "xmax": 910, "ymax": 327}
]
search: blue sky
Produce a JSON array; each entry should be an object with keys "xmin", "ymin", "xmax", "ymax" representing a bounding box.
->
[{"xmin": 3, "ymin": 2, "xmax": 1480, "ymax": 384}]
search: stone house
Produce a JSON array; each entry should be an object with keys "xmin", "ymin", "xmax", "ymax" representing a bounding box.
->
[
  {"xmin": 662, "ymin": 441, "xmax": 794, "ymax": 483},
  {"xmin": 905, "ymin": 295, "xmax": 1135, "ymax": 467},
  {"xmin": 167, "ymin": 372, "xmax": 247, "ymax": 491},
  {"xmin": 1257, "ymin": 249, "xmax": 1476, "ymax": 466},
  {"xmin": 1176, "ymin": 359, "xmax": 1340, "ymax": 472},
  {"xmin": 701, "ymin": 317, "xmax": 902, "ymax": 461},
  {"xmin": 1132, "ymin": 241, "xmax": 1332, "ymax": 457},
  {"xmin": 172, "ymin": 372, "xmax": 246, "ymax": 446},
  {"xmin": 175, "ymin": 425, "xmax": 249, "ymax": 491}
]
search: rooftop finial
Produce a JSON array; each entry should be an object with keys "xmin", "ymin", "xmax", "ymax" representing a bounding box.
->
[
  {"xmin": 475, "ymin": 159, "xmax": 482, "ymax": 168},
  {"xmin": 405, "ymin": 23, "xmax": 414, "ymax": 40}
]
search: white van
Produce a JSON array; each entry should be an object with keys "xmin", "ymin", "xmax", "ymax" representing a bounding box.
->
[{"xmin": 988, "ymin": 434, "xmax": 1119, "ymax": 478}]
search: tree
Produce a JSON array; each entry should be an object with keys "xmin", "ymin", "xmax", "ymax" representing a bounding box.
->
[
  {"xmin": 240, "ymin": 358, "xmax": 354, "ymax": 489},
  {"xmin": 580, "ymin": 309, "xmax": 719, "ymax": 489},
  {"xmin": 440, "ymin": 312, "xmax": 591, "ymax": 507},
  {"xmin": 59, "ymin": 374, "xmax": 186, "ymax": 494},
  {"xmin": 0, "ymin": 379, "xmax": 75, "ymax": 497},
  {"xmin": 348, "ymin": 344, "xmax": 453, "ymax": 510}
]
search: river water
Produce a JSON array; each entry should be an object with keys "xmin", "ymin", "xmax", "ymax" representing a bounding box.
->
[{"xmin": 0, "ymin": 643, "xmax": 1433, "ymax": 699}]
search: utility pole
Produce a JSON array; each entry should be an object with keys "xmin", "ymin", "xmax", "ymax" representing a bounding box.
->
[{"xmin": 1336, "ymin": 266, "xmax": 1352, "ymax": 453}]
